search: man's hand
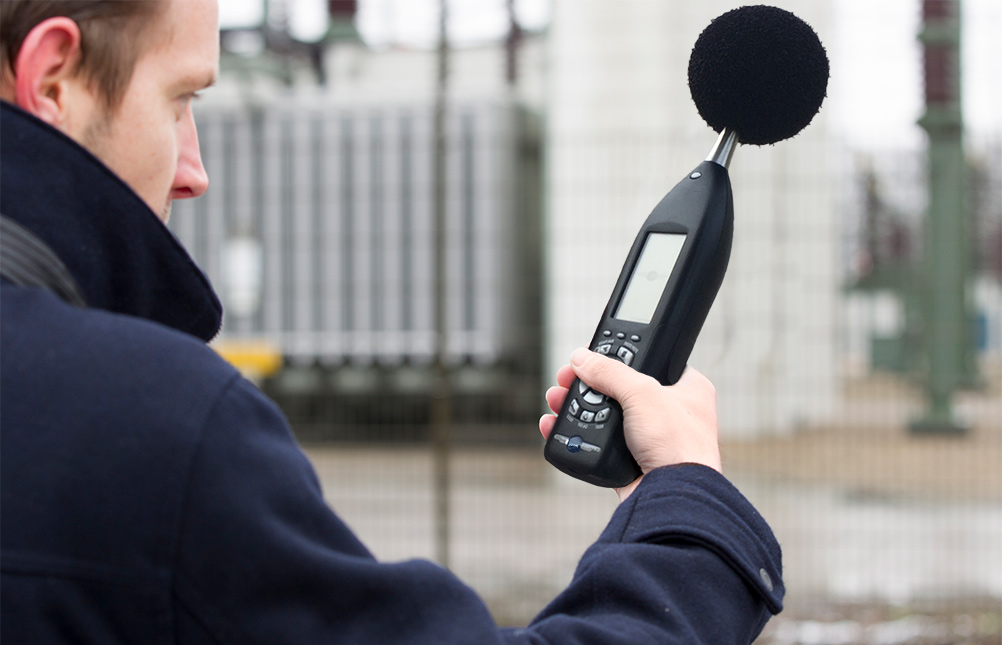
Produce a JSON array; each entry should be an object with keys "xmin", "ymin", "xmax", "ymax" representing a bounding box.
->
[{"xmin": 540, "ymin": 348, "xmax": 721, "ymax": 502}]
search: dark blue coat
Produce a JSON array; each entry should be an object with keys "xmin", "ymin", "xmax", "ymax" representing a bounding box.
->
[{"xmin": 1, "ymin": 101, "xmax": 784, "ymax": 644}]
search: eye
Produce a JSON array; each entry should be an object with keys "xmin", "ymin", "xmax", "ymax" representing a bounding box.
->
[{"xmin": 175, "ymin": 92, "xmax": 202, "ymax": 119}]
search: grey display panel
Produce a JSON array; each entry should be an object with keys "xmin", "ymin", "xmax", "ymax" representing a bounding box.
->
[{"xmin": 613, "ymin": 233, "xmax": 686, "ymax": 324}]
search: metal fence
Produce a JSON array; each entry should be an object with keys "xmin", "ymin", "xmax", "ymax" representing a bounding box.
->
[{"xmin": 172, "ymin": 108, "xmax": 1001, "ymax": 639}]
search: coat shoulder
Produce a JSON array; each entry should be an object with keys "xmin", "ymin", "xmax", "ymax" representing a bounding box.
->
[{"xmin": 1, "ymin": 286, "xmax": 242, "ymax": 440}]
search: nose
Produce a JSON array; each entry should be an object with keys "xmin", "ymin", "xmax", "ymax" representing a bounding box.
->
[{"xmin": 171, "ymin": 111, "xmax": 209, "ymax": 200}]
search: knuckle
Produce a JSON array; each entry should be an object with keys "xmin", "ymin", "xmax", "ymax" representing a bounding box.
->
[
  {"xmin": 580, "ymin": 351, "xmax": 613, "ymax": 382},
  {"xmin": 617, "ymin": 371, "xmax": 661, "ymax": 408}
]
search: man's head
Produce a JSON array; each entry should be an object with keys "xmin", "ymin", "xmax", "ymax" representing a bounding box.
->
[{"xmin": 0, "ymin": 0, "xmax": 220, "ymax": 222}]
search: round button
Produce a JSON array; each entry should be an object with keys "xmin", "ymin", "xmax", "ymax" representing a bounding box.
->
[
  {"xmin": 630, "ymin": 334, "xmax": 641, "ymax": 342},
  {"xmin": 690, "ymin": 171, "xmax": 702, "ymax": 179},
  {"xmin": 567, "ymin": 436, "xmax": 583, "ymax": 453}
]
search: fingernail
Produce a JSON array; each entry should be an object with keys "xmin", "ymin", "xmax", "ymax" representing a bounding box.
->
[{"xmin": 570, "ymin": 347, "xmax": 590, "ymax": 366}]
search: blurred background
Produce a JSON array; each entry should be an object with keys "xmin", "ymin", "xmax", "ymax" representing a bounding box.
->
[{"xmin": 173, "ymin": 0, "xmax": 1001, "ymax": 641}]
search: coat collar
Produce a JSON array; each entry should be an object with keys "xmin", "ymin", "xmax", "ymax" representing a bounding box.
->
[{"xmin": 0, "ymin": 101, "xmax": 222, "ymax": 342}]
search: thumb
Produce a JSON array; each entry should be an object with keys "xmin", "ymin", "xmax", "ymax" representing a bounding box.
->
[{"xmin": 569, "ymin": 347, "xmax": 658, "ymax": 405}]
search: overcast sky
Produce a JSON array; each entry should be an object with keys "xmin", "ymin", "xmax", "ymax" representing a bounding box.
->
[{"xmin": 218, "ymin": 0, "xmax": 1002, "ymax": 142}]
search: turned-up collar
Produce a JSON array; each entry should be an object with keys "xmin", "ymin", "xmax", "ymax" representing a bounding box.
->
[{"xmin": 0, "ymin": 101, "xmax": 222, "ymax": 342}]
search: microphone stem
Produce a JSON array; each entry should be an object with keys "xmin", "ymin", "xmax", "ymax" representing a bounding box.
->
[{"xmin": 705, "ymin": 128, "xmax": 738, "ymax": 169}]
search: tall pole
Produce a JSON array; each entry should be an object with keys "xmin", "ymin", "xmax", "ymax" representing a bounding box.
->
[
  {"xmin": 911, "ymin": 0, "xmax": 972, "ymax": 434},
  {"xmin": 431, "ymin": 0, "xmax": 453, "ymax": 568},
  {"xmin": 505, "ymin": 0, "xmax": 521, "ymax": 88}
]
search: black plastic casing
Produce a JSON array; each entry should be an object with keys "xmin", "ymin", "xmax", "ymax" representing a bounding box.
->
[{"xmin": 543, "ymin": 161, "xmax": 734, "ymax": 487}]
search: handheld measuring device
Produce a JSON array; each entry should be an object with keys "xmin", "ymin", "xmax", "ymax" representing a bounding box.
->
[
  {"xmin": 543, "ymin": 131, "xmax": 736, "ymax": 488},
  {"xmin": 542, "ymin": 5, "xmax": 828, "ymax": 488}
]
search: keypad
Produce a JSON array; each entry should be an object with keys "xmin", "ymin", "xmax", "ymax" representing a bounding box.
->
[{"xmin": 559, "ymin": 327, "xmax": 641, "ymax": 450}]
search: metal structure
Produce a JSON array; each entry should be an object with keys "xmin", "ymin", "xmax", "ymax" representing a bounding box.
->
[
  {"xmin": 172, "ymin": 101, "xmax": 538, "ymax": 364},
  {"xmin": 169, "ymin": 98, "xmax": 544, "ymax": 446},
  {"xmin": 912, "ymin": 0, "xmax": 975, "ymax": 434}
]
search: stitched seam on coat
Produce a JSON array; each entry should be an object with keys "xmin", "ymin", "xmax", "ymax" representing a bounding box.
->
[
  {"xmin": 166, "ymin": 372, "xmax": 254, "ymax": 644},
  {"xmin": 1, "ymin": 552, "xmax": 168, "ymax": 592}
]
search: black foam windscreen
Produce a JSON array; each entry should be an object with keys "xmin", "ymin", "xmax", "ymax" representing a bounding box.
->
[{"xmin": 688, "ymin": 5, "xmax": 830, "ymax": 146}]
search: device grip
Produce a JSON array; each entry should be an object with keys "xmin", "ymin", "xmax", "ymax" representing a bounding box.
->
[{"xmin": 544, "ymin": 381, "xmax": 640, "ymax": 487}]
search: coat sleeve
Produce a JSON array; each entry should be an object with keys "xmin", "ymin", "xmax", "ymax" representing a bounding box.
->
[
  {"xmin": 504, "ymin": 465, "xmax": 784, "ymax": 644},
  {"xmin": 173, "ymin": 376, "xmax": 782, "ymax": 645}
]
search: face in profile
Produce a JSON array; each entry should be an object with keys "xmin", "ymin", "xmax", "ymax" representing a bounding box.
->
[{"xmin": 70, "ymin": 0, "xmax": 220, "ymax": 222}]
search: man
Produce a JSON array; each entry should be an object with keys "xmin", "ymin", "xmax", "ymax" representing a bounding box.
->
[{"xmin": 0, "ymin": 1, "xmax": 784, "ymax": 642}]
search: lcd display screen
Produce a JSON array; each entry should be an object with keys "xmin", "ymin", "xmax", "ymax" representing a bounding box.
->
[{"xmin": 613, "ymin": 233, "xmax": 687, "ymax": 324}]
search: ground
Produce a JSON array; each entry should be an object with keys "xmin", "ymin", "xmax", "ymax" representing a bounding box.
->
[{"xmin": 300, "ymin": 372, "xmax": 1002, "ymax": 643}]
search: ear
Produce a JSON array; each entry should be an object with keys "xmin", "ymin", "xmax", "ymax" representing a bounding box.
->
[{"xmin": 12, "ymin": 17, "xmax": 84, "ymax": 127}]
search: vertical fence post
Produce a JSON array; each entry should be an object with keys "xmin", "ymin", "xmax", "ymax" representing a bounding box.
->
[{"xmin": 431, "ymin": 0, "xmax": 453, "ymax": 569}]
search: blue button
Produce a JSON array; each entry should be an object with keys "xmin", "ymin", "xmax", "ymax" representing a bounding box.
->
[{"xmin": 567, "ymin": 436, "xmax": 583, "ymax": 453}]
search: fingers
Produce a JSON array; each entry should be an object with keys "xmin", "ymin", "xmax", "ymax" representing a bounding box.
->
[
  {"xmin": 539, "ymin": 383, "xmax": 570, "ymax": 440},
  {"xmin": 542, "ymin": 349, "xmax": 722, "ymax": 489},
  {"xmin": 555, "ymin": 349, "xmax": 714, "ymax": 418},
  {"xmin": 555, "ymin": 364, "xmax": 576, "ymax": 389},
  {"xmin": 538, "ymin": 413, "xmax": 555, "ymax": 440},
  {"xmin": 545, "ymin": 385, "xmax": 568, "ymax": 415},
  {"xmin": 541, "ymin": 349, "xmax": 652, "ymax": 443},
  {"xmin": 569, "ymin": 347, "xmax": 659, "ymax": 405}
]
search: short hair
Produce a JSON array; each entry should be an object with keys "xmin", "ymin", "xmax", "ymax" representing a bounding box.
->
[{"xmin": 0, "ymin": 0, "xmax": 166, "ymax": 110}]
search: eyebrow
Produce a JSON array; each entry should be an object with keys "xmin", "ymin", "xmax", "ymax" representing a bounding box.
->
[
  {"xmin": 195, "ymin": 71, "xmax": 218, "ymax": 90},
  {"xmin": 173, "ymin": 70, "xmax": 218, "ymax": 94}
]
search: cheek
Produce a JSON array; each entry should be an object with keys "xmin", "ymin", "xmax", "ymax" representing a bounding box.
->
[
  {"xmin": 156, "ymin": 127, "xmax": 181, "ymax": 181},
  {"xmin": 137, "ymin": 116, "xmax": 180, "ymax": 184},
  {"xmin": 116, "ymin": 115, "xmax": 181, "ymax": 210}
]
